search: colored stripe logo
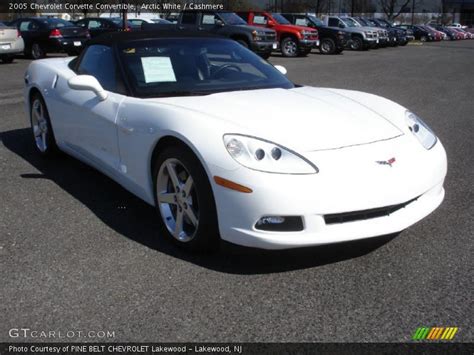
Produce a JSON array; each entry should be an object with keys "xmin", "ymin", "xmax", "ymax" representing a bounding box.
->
[{"xmin": 412, "ymin": 327, "xmax": 458, "ymax": 340}]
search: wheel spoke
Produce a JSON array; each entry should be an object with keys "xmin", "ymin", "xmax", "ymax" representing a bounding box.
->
[
  {"xmin": 174, "ymin": 210, "xmax": 184, "ymax": 238},
  {"xmin": 33, "ymin": 125, "xmax": 41, "ymax": 137},
  {"xmin": 184, "ymin": 207, "xmax": 198, "ymax": 227},
  {"xmin": 158, "ymin": 192, "xmax": 176, "ymax": 204},
  {"xmin": 183, "ymin": 176, "xmax": 193, "ymax": 196},
  {"xmin": 166, "ymin": 162, "xmax": 180, "ymax": 190}
]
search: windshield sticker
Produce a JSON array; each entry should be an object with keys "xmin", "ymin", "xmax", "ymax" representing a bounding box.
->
[{"xmin": 141, "ymin": 57, "xmax": 177, "ymax": 83}]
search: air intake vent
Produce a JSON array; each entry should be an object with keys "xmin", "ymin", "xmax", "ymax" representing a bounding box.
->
[{"xmin": 324, "ymin": 197, "xmax": 419, "ymax": 225}]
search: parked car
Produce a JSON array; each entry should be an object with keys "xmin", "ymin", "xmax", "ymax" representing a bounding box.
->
[
  {"xmin": 431, "ymin": 25, "xmax": 458, "ymax": 40},
  {"xmin": 425, "ymin": 25, "xmax": 447, "ymax": 40},
  {"xmin": 23, "ymin": 30, "xmax": 447, "ymax": 251},
  {"xmin": 0, "ymin": 21, "xmax": 24, "ymax": 63},
  {"xmin": 322, "ymin": 15, "xmax": 378, "ymax": 50},
  {"xmin": 74, "ymin": 18, "xmax": 133, "ymax": 38},
  {"xmin": 419, "ymin": 25, "xmax": 443, "ymax": 41},
  {"xmin": 453, "ymin": 27, "xmax": 474, "ymax": 39},
  {"xmin": 168, "ymin": 11, "xmax": 277, "ymax": 59},
  {"xmin": 353, "ymin": 17, "xmax": 389, "ymax": 47},
  {"xmin": 237, "ymin": 11, "xmax": 318, "ymax": 57},
  {"xmin": 281, "ymin": 13, "xmax": 349, "ymax": 54},
  {"xmin": 370, "ymin": 18, "xmax": 409, "ymax": 46},
  {"xmin": 398, "ymin": 25, "xmax": 434, "ymax": 42},
  {"xmin": 8, "ymin": 17, "xmax": 89, "ymax": 59}
]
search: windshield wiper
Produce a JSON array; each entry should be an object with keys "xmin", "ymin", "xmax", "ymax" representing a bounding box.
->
[{"xmin": 153, "ymin": 91, "xmax": 213, "ymax": 98}]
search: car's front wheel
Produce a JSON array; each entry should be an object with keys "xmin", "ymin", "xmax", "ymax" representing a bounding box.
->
[
  {"xmin": 153, "ymin": 145, "xmax": 219, "ymax": 252},
  {"xmin": 319, "ymin": 38, "xmax": 336, "ymax": 54},
  {"xmin": 281, "ymin": 37, "xmax": 298, "ymax": 57},
  {"xmin": 350, "ymin": 36, "xmax": 363, "ymax": 50},
  {"xmin": 30, "ymin": 93, "xmax": 58, "ymax": 156}
]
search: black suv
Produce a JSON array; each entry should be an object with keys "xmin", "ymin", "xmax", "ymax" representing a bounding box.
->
[
  {"xmin": 369, "ymin": 19, "xmax": 408, "ymax": 46},
  {"xmin": 74, "ymin": 18, "xmax": 134, "ymax": 38},
  {"xmin": 281, "ymin": 13, "xmax": 349, "ymax": 54},
  {"xmin": 169, "ymin": 11, "xmax": 277, "ymax": 59}
]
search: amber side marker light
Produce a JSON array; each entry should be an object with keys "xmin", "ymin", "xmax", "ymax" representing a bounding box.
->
[{"xmin": 214, "ymin": 176, "xmax": 253, "ymax": 193}]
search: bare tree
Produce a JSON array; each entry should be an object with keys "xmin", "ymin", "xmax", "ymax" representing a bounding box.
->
[{"xmin": 379, "ymin": 0, "xmax": 411, "ymax": 20}]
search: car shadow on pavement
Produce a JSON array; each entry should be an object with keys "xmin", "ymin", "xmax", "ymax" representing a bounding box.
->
[{"xmin": 1, "ymin": 128, "xmax": 398, "ymax": 275}]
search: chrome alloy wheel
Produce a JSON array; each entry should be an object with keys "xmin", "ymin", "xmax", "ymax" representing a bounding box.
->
[
  {"xmin": 284, "ymin": 40, "xmax": 297, "ymax": 55},
  {"xmin": 31, "ymin": 99, "xmax": 49, "ymax": 152},
  {"xmin": 156, "ymin": 158, "xmax": 199, "ymax": 242}
]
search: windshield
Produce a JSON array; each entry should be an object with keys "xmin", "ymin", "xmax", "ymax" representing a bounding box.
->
[
  {"xmin": 341, "ymin": 17, "xmax": 360, "ymax": 27},
  {"xmin": 218, "ymin": 12, "xmax": 247, "ymax": 25},
  {"xmin": 119, "ymin": 38, "xmax": 294, "ymax": 98},
  {"xmin": 356, "ymin": 18, "xmax": 369, "ymax": 26},
  {"xmin": 151, "ymin": 19, "xmax": 171, "ymax": 24},
  {"xmin": 272, "ymin": 13, "xmax": 291, "ymax": 25},
  {"xmin": 111, "ymin": 19, "xmax": 134, "ymax": 27},
  {"xmin": 42, "ymin": 18, "xmax": 73, "ymax": 28},
  {"xmin": 308, "ymin": 16, "xmax": 324, "ymax": 26}
]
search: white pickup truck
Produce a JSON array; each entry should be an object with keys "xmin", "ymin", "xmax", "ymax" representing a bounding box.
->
[{"xmin": 322, "ymin": 15, "xmax": 379, "ymax": 50}]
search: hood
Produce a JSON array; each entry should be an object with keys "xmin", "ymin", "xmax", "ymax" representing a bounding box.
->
[
  {"xmin": 276, "ymin": 24, "xmax": 316, "ymax": 32},
  {"xmin": 239, "ymin": 25, "xmax": 275, "ymax": 34},
  {"xmin": 154, "ymin": 87, "xmax": 403, "ymax": 152}
]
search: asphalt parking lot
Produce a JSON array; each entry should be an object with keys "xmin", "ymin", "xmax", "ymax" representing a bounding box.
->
[{"xmin": 1, "ymin": 41, "xmax": 472, "ymax": 343}]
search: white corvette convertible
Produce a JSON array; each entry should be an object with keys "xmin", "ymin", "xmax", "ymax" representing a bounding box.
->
[{"xmin": 24, "ymin": 31, "xmax": 447, "ymax": 251}]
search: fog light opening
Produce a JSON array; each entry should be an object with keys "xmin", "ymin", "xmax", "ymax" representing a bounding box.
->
[{"xmin": 255, "ymin": 216, "xmax": 304, "ymax": 232}]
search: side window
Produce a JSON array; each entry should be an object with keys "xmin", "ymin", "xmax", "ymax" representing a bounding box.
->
[
  {"xmin": 201, "ymin": 14, "xmax": 216, "ymax": 25},
  {"xmin": 181, "ymin": 12, "xmax": 198, "ymax": 25},
  {"xmin": 19, "ymin": 21, "xmax": 31, "ymax": 31},
  {"xmin": 28, "ymin": 21, "xmax": 39, "ymax": 31},
  {"xmin": 253, "ymin": 15, "xmax": 267, "ymax": 25},
  {"xmin": 77, "ymin": 45, "xmax": 123, "ymax": 94},
  {"xmin": 295, "ymin": 18, "xmax": 308, "ymax": 26},
  {"xmin": 236, "ymin": 13, "xmax": 248, "ymax": 22},
  {"xmin": 328, "ymin": 18, "xmax": 339, "ymax": 27},
  {"xmin": 88, "ymin": 20, "xmax": 102, "ymax": 29}
]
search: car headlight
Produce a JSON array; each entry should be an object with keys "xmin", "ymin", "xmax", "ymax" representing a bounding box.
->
[
  {"xmin": 223, "ymin": 134, "xmax": 318, "ymax": 174},
  {"xmin": 405, "ymin": 111, "xmax": 437, "ymax": 150},
  {"xmin": 252, "ymin": 30, "xmax": 265, "ymax": 41}
]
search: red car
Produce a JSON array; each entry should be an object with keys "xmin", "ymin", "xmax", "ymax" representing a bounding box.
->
[
  {"xmin": 420, "ymin": 26, "xmax": 443, "ymax": 41},
  {"xmin": 237, "ymin": 11, "xmax": 318, "ymax": 57}
]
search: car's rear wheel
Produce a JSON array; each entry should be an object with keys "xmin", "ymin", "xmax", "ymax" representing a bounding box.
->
[
  {"xmin": 30, "ymin": 93, "xmax": 58, "ymax": 156},
  {"xmin": 30, "ymin": 43, "xmax": 45, "ymax": 59},
  {"xmin": 281, "ymin": 37, "xmax": 298, "ymax": 57},
  {"xmin": 1, "ymin": 55, "xmax": 14, "ymax": 63},
  {"xmin": 319, "ymin": 38, "xmax": 336, "ymax": 54},
  {"xmin": 153, "ymin": 145, "xmax": 219, "ymax": 252}
]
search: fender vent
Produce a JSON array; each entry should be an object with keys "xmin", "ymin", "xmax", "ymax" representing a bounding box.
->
[{"xmin": 324, "ymin": 196, "xmax": 419, "ymax": 225}]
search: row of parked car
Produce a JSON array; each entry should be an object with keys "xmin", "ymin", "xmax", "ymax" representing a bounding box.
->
[{"xmin": 1, "ymin": 12, "xmax": 472, "ymax": 63}]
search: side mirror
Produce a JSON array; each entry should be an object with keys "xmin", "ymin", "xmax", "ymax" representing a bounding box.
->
[
  {"xmin": 274, "ymin": 65, "xmax": 287, "ymax": 75},
  {"xmin": 68, "ymin": 75, "xmax": 107, "ymax": 101},
  {"xmin": 338, "ymin": 23, "xmax": 345, "ymax": 29},
  {"xmin": 215, "ymin": 19, "xmax": 224, "ymax": 27},
  {"xmin": 267, "ymin": 19, "xmax": 276, "ymax": 27}
]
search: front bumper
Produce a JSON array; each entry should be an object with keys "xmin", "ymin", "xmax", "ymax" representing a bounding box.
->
[
  {"xmin": 250, "ymin": 40, "xmax": 277, "ymax": 54},
  {"xmin": 211, "ymin": 136, "xmax": 447, "ymax": 249},
  {"xmin": 299, "ymin": 39, "xmax": 319, "ymax": 49}
]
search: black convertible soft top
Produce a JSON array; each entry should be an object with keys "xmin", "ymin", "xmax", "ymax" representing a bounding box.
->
[{"xmin": 88, "ymin": 30, "xmax": 225, "ymax": 46}]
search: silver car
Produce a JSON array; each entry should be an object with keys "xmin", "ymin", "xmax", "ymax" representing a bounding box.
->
[{"xmin": 0, "ymin": 21, "xmax": 25, "ymax": 63}]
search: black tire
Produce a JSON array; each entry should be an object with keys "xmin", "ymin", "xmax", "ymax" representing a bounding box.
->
[
  {"xmin": 350, "ymin": 36, "xmax": 363, "ymax": 51},
  {"xmin": 280, "ymin": 36, "xmax": 298, "ymax": 57},
  {"xmin": 399, "ymin": 40, "xmax": 408, "ymax": 46},
  {"xmin": 1, "ymin": 56, "xmax": 14, "ymax": 63},
  {"xmin": 420, "ymin": 35, "xmax": 427, "ymax": 42},
  {"xmin": 29, "ymin": 92, "xmax": 58, "ymax": 157},
  {"xmin": 334, "ymin": 48, "xmax": 344, "ymax": 54},
  {"xmin": 30, "ymin": 42, "xmax": 45, "ymax": 60},
  {"xmin": 319, "ymin": 38, "xmax": 336, "ymax": 54},
  {"xmin": 153, "ymin": 144, "xmax": 220, "ymax": 252},
  {"xmin": 260, "ymin": 52, "xmax": 272, "ymax": 60}
]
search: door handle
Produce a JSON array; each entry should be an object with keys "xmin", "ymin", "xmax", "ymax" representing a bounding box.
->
[{"xmin": 120, "ymin": 126, "xmax": 134, "ymax": 134}]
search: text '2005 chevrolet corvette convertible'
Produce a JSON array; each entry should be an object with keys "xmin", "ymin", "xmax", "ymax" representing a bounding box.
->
[{"xmin": 24, "ymin": 30, "xmax": 447, "ymax": 251}]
